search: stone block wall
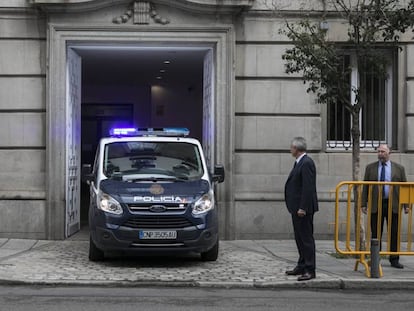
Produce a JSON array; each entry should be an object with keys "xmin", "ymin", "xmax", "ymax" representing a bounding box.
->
[
  {"xmin": 0, "ymin": 0, "xmax": 413, "ymax": 240},
  {"xmin": 232, "ymin": 1, "xmax": 414, "ymax": 239},
  {"xmin": 0, "ymin": 8, "xmax": 47, "ymax": 238}
]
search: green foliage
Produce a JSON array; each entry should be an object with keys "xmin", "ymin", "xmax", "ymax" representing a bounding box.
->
[
  {"xmin": 280, "ymin": 0, "xmax": 414, "ymax": 110},
  {"xmin": 280, "ymin": 0, "xmax": 414, "ymax": 180},
  {"xmin": 339, "ymin": 0, "xmax": 414, "ymax": 43},
  {"xmin": 280, "ymin": 20, "xmax": 351, "ymax": 110}
]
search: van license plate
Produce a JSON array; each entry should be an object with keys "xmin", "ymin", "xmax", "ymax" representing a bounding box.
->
[{"xmin": 139, "ymin": 230, "xmax": 177, "ymax": 239}]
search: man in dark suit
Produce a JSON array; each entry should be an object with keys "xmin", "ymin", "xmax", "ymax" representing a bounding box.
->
[
  {"xmin": 362, "ymin": 144, "xmax": 409, "ymax": 269},
  {"xmin": 284, "ymin": 137, "xmax": 319, "ymax": 281}
]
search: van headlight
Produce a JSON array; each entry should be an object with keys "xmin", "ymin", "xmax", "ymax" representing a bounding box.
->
[
  {"xmin": 192, "ymin": 190, "xmax": 215, "ymax": 215},
  {"xmin": 97, "ymin": 191, "xmax": 123, "ymax": 215}
]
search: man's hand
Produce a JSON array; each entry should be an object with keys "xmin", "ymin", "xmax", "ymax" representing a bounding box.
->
[
  {"xmin": 297, "ymin": 209, "xmax": 306, "ymax": 217},
  {"xmin": 362, "ymin": 206, "xmax": 367, "ymax": 214}
]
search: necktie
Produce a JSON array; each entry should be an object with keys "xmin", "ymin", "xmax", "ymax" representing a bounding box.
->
[
  {"xmin": 380, "ymin": 163, "xmax": 385, "ymax": 182},
  {"xmin": 380, "ymin": 163, "xmax": 386, "ymax": 198}
]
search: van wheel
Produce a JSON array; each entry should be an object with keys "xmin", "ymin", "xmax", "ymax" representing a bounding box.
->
[
  {"xmin": 89, "ymin": 236, "xmax": 105, "ymax": 261},
  {"xmin": 201, "ymin": 240, "xmax": 219, "ymax": 262}
]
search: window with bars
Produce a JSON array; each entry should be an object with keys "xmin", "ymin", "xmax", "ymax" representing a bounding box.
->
[{"xmin": 326, "ymin": 51, "xmax": 395, "ymax": 150}]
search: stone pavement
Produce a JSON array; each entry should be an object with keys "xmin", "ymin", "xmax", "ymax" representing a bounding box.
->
[{"xmin": 1, "ymin": 231, "xmax": 414, "ymax": 289}]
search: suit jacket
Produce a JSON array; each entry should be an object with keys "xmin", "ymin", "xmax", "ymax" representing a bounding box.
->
[
  {"xmin": 284, "ymin": 154, "xmax": 319, "ymax": 215},
  {"xmin": 362, "ymin": 161, "xmax": 407, "ymax": 213}
]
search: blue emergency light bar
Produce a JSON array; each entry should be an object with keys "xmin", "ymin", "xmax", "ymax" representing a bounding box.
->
[
  {"xmin": 109, "ymin": 127, "xmax": 190, "ymax": 137},
  {"xmin": 109, "ymin": 128, "xmax": 137, "ymax": 136}
]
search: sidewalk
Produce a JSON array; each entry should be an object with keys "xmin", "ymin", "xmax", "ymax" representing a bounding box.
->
[{"xmin": 1, "ymin": 232, "xmax": 414, "ymax": 289}]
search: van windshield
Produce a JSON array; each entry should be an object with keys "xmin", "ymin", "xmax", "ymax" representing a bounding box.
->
[{"xmin": 103, "ymin": 141, "xmax": 204, "ymax": 181}]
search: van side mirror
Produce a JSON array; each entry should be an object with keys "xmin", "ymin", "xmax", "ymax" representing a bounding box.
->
[
  {"xmin": 212, "ymin": 165, "xmax": 225, "ymax": 183},
  {"xmin": 81, "ymin": 164, "xmax": 93, "ymax": 184}
]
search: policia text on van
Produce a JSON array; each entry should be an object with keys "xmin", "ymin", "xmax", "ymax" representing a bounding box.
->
[{"xmin": 82, "ymin": 127, "xmax": 225, "ymax": 262}]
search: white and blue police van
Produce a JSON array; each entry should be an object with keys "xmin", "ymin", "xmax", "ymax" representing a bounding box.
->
[{"xmin": 82, "ymin": 127, "xmax": 225, "ymax": 261}]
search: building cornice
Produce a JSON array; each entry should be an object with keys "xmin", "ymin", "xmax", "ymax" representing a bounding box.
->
[{"xmin": 29, "ymin": 0, "xmax": 254, "ymax": 14}]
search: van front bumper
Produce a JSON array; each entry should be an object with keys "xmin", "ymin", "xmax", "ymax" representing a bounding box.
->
[{"xmin": 90, "ymin": 224, "xmax": 218, "ymax": 256}]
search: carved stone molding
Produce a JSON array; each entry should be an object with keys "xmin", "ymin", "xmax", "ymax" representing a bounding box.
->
[
  {"xmin": 30, "ymin": 0, "xmax": 254, "ymax": 14},
  {"xmin": 113, "ymin": 1, "xmax": 170, "ymax": 25}
]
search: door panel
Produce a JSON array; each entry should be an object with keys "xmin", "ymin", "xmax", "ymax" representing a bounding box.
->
[
  {"xmin": 203, "ymin": 49, "xmax": 214, "ymax": 167},
  {"xmin": 66, "ymin": 48, "xmax": 82, "ymax": 237}
]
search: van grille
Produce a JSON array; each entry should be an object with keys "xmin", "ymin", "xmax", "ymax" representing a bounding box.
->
[
  {"xmin": 127, "ymin": 203, "xmax": 188, "ymax": 212},
  {"xmin": 123, "ymin": 216, "xmax": 194, "ymax": 229}
]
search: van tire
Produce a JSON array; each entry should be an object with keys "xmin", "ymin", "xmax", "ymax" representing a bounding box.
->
[
  {"xmin": 89, "ymin": 236, "xmax": 105, "ymax": 261},
  {"xmin": 201, "ymin": 240, "xmax": 219, "ymax": 261}
]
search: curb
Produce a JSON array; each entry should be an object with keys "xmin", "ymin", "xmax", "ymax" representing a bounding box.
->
[{"xmin": 2, "ymin": 277, "xmax": 413, "ymax": 290}]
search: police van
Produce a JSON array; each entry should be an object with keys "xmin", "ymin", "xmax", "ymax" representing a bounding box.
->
[{"xmin": 82, "ymin": 127, "xmax": 225, "ymax": 262}]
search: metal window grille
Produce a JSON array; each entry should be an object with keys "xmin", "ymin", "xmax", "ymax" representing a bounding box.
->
[{"xmin": 327, "ymin": 53, "xmax": 390, "ymax": 150}]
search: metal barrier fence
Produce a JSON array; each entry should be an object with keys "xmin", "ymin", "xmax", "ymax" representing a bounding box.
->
[{"xmin": 334, "ymin": 181, "xmax": 414, "ymax": 277}]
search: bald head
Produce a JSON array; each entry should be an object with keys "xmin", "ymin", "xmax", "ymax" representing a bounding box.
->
[{"xmin": 377, "ymin": 144, "xmax": 391, "ymax": 163}]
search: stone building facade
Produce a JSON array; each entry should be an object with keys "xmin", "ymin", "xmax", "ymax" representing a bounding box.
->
[{"xmin": 0, "ymin": 0, "xmax": 413, "ymax": 240}]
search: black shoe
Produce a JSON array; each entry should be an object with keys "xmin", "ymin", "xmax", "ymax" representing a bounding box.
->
[
  {"xmin": 285, "ymin": 267, "xmax": 304, "ymax": 276},
  {"xmin": 390, "ymin": 261, "xmax": 404, "ymax": 269},
  {"xmin": 297, "ymin": 272, "xmax": 316, "ymax": 281}
]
